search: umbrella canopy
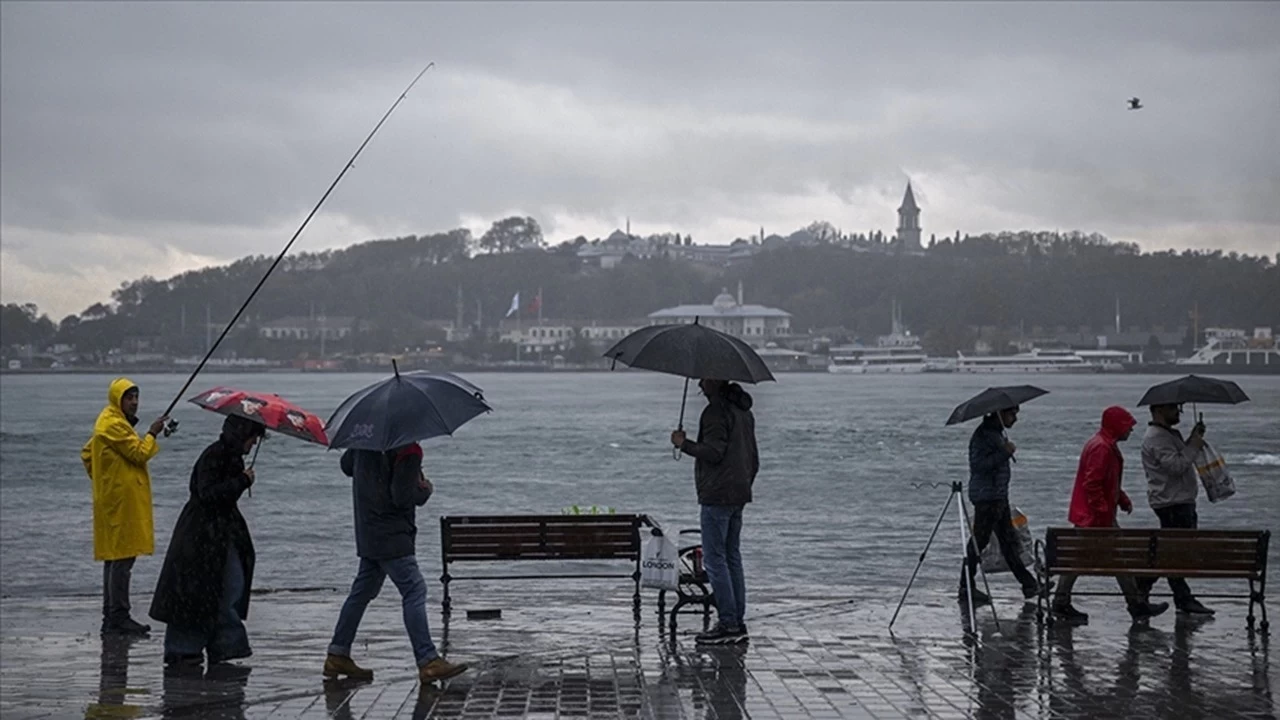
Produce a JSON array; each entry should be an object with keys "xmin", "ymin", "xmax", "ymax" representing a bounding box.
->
[
  {"xmin": 189, "ymin": 386, "xmax": 328, "ymax": 445},
  {"xmin": 1137, "ymin": 375, "xmax": 1250, "ymax": 407},
  {"xmin": 602, "ymin": 322, "xmax": 775, "ymax": 384},
  {"xmin": 946, "ymin": 385, "xmax": 1049, "ymax": 426},
  {"xmin": 325, "ymin": 369, "xmax": 492, "ymax": 451}
]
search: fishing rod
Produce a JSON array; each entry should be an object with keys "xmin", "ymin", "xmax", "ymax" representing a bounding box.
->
[{"xmin": 159, "ymin": 63, "xmax": 435, "ymax": 431}]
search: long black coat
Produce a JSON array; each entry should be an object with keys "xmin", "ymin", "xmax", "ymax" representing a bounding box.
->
[{"xmin": 149, "ymin": 425, "xmax": 256, "ymax": 630}]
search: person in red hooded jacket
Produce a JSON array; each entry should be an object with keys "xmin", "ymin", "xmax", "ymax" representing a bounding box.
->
[{"xmin": 1052, "ymin": 406, "xmax": 1170, "ymax": 623}]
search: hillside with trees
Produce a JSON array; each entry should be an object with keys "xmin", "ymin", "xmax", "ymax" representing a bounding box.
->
[{"xmin": 3, "ymin": 217, "xmax": 1277, "ymax": 362}]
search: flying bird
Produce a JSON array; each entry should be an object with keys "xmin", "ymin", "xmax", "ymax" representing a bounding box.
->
[{"xmin": 1128, "ymin": 97, "xmax": 1143, "ymax": 110}]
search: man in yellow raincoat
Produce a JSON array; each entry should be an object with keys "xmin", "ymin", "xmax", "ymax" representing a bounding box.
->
[{"xmin": 82, "ymin": 377, "xmax": 168, "ymax": 635}]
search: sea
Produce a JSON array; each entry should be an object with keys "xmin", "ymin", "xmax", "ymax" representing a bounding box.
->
[{"xmin": 1, "ymin": 372, "xmax": 1276, "ymax": 609}]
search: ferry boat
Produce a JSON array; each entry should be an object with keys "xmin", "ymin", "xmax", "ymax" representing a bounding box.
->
[
  {"xmin": 954, "ymin": 348, "xmax": 1116, "ymax": 374},
  {"xmin": 1170, "ymin": 327, "xmax": 1280, "ymax": 374},
  {"xmin": 828, "ymin": 301, "xmax": 928, "ymax": 374}
]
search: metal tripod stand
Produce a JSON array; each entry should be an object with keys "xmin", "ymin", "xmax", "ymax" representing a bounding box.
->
[{"xmin": 889, "ymin": 481, "xmax": 1000, "ymax": 633}]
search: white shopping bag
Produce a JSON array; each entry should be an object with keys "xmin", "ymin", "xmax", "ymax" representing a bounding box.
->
[
  {"xmin": 640, "ymin": 532, "xmax": 680, "ymax": 592},
  {"xmin": 1196, "ymin": 441, "xmax": 1236, "ymax": 503},
  {"xmin": 976, "ymin": 506, "xmax": 1036, "ymax": 575}
]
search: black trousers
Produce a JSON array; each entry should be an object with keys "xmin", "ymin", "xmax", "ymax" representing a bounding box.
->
[
  {"xmin": 102, "ymin": 557, "xmax": 136, "ymax": 623},
  {"xmin": 1138, "ymin": 503, "xmax": 1197, "ymax": 604},
  {"xmin": 963, "ymin": 500, "xmax": 1037, "ymax": 590}
]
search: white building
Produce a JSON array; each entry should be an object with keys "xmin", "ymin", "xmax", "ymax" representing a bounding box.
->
[
  {"xmin": 259, "ymin": 316, "xmax": 356, "ymax": 341},
  {"xmin": 648, "ymin": 283, "xmax": 791, "ymax": 347}
]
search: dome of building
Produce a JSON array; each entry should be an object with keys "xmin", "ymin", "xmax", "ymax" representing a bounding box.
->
[{"xmin": 712, "ymin": 288, "xmax": 737, "ymax": 312}]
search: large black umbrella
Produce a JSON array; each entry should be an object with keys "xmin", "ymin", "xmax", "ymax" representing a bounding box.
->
[
  {"xmin": 945, "ymin": 385, "xmax": 1049, "ymax": 426},
  {"xmin": 603, "ymin": 320, "xmax": 775, "ymax": 447},
  {"xmin": 1137, "ymin": 375, "xmax": 1250, "ymax": 407},
  {"xmin": 325, "ymin": 362, "xmax": 492, "ymax": 451}
]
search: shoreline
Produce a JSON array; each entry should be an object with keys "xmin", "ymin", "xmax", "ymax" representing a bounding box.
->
[{"xmin": 3, "ymin": 365, "xmax": 1278, "ymax": 376}]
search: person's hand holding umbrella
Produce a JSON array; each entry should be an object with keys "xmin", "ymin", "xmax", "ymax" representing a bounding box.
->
[{"xmin": 603, "ymin": 319, "xmax": 775, "ymax": 460}]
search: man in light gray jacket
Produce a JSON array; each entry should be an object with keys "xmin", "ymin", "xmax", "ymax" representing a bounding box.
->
[{"xmin": 1137, "ymin": 403, "xmax": 1214, "ymax": 615}]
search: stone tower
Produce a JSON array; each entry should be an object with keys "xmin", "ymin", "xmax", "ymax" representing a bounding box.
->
[{"xmin": 897, "ymin": 182, "xmax": 922, "ymax": 251}]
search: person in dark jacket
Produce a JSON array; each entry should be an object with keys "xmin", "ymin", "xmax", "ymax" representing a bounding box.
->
[
  {"xmin": 323, "ymin": 443, "xmax": 467, "ymax": 685},
  {"xmin": 150, "ymin": 415, "xmax": 264, "ymax": 667},
  {"xmin": 960, "ymin": 406, "xmax": 1043, "ymax": 604},
  {"xmin": 671, "ymin": 379, "xmax": 759, "ymax": 645}
]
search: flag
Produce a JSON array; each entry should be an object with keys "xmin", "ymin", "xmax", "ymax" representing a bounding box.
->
[
  {"xmin": 505, "ymin": 292, "xmax": 520, "ymax": 318},
  {"xmin": 528, "ymin": 288, "xmax": 542, "ymax": 314}
]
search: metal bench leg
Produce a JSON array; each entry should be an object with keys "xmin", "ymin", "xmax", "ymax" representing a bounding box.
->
[
  {"xmin": 633, "ymin": 568, "xmax": 642, "ymax": 624},
  {"xmin": 1259, "ymin": 578, "xmax": 1270, "ymax": 635},
  {"xmin": 441, "ymin": 572, "xmax": 452, "ymax": 615}
]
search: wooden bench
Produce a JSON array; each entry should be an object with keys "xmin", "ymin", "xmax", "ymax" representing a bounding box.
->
[
  {"xmin": 439, "ymin": 514, "xmax": 650, "ymax": 618},
  {"xmin": 1035, "ymin": 527, "xmax": 1270, "ymax": 632}
]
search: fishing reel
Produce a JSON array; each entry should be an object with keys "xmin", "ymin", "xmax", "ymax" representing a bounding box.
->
[{"xmin": 162, "ymin": 418, "xmax": 180, "ymax": 437}]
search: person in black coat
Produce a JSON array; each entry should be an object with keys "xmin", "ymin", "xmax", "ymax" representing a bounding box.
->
[{"xmin": 150, "ymin": 415, "xmax": 264, "ymax": 667}]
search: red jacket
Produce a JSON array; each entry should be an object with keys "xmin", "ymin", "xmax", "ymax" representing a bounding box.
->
[{"xmin": 1068, "ymin": 407, "xmax": 1138, "ymax": 528}]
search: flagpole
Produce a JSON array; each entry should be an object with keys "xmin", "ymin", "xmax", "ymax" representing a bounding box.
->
[{"xmin": 537, "ymin": 286, "xmax": 543, "ymax": 326}]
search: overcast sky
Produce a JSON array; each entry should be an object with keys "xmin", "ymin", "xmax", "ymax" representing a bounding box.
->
[{"xmin": 2, "ymin": 1, "xmax": 1277, "ymax": 318}]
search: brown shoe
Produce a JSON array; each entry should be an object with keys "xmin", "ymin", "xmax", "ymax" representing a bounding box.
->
[
  {"xmin": 418, "ymin": 657, "xmax": 468, "ymax": 683},
  {"xmin": 323, "ymin": 653, "xmax": 373, "ymax": 680}
]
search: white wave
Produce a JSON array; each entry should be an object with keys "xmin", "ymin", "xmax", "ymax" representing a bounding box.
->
[{"xmin": 1237, "ymin": 453, "xmax": 1280, "ymax": 466}]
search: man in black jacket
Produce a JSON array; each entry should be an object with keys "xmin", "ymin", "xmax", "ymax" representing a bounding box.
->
[
  {"xmin": 960, "ymin": 408, "xmax": 1043, "ymax": 605},
  {"xmin": 323, "ymin": 443, "xmax": 467, "ymax": 685},
  {"xmin": 671, "ymin": 379, "xmax": 759, "ymax": 645}
]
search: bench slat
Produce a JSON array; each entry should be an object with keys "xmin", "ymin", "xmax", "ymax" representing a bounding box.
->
[{"xmin": 1045, "ymin": 567, "xmax": 1259, "ymax": 578}]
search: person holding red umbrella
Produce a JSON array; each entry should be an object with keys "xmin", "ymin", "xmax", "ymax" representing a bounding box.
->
[{"xmin": 149, "ymin": 414, "xmax": 265, "ymax": 668}]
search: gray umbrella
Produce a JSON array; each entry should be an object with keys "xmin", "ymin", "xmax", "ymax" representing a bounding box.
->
[
  {"xmin": 945, "ymin": 386, "xmax": 1049, "ymax": 426},
  {"xmin": 603, "ymin": 320, "xmax": 775, "ymax": 443},
  {"xmin": 1137, "ymin": 375, "xmax": 1250, "ymax": 407},
  {"xmin": 325, "ymin": 362, "xmax": 492, "ymax": 451}
]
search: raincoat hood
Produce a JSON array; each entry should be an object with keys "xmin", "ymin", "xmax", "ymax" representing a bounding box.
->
[
  {"xmin": 721, "ymin": 383, "xmax": 753, "ymax": 412},
  {"xmin": 1100, "ymin": 406, "xmax": 1137, "ymax": 440},
  {"xmin": 107, "ymin": 377, "xmax": 139, "ymax": 426},
  {"xmin": 221, "ymin": 415, "xmax": 266, "ymax": 448}
]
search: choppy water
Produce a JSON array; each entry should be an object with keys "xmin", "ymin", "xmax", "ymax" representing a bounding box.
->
[{"xmin": 1, "ymin": 372, "xmax": 1276, "ymax": 605}]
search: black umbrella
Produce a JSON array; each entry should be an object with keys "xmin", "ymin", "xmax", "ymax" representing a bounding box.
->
[
  {"xmin": 1137, "ymin": 375, "xmax": 1250, "ymax": 407},
  {"xmin": 325, "ymin": 361, "xmax": 492, "ymax": 451},
  {"xmin": 603, "ymin": 320, "xmax": 775, "ymax": 452},
  {"xmin": 945, "ymin": 385, "xmax": 1049, "ymax": 426}
]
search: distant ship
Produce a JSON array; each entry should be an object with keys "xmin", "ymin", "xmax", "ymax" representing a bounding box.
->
[
  {"xmin": 1129, "ymin": 327, "xmax": 1280, "ymax": 375},
  {"xmin": 829, "ymin": 300, "xmax": 928, "ymax": 374},
  {"xmin": 952, "ymin": 347, "xmax": 1121, "ymax": 374}
]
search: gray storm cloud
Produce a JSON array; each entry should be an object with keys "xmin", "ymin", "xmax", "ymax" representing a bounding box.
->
[{"xmin": 2, "ymin": 1, "xmax": 1277, "ymax": 317}]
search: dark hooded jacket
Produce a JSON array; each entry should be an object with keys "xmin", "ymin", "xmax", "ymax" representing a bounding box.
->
[
  {"xmin": 968, "ymin": 414, "xmax": 1013, "ymax": 503},
  {"xmin": 679, "ymin": 383, "xmax": 759, "ymax": 506},
  {"xmin": 149, "ymin": 415, "xmax": 262, "ymax": 630},
  {"xmin": 342, "ymin": 443, "xmax": 431, "ymax": 560}
]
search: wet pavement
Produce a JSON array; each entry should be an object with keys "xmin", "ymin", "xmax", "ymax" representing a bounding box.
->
[{"xmin": 0, "ymin": 584, "xmax": 1274, "ymax": 719}]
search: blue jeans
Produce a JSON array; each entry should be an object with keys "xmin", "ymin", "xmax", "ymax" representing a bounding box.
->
[
  {"xmin": 164, "ymin": 547, "xmax": 250, "ymax": 661},
  {"xmin": 700, "ymin": 505, "xmax": 746, "ymax": 628},
  {"xmin": 329, "ymin": 555, "xmax": 439, "ymax": 668}
]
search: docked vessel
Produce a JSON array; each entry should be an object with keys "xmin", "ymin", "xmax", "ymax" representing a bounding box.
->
[
  {"xmin": 828, "ymin": 301, "xmax": 927, "ymax": 374},
  {"xmin": 953, "ymin": 348, "xmax": 1119, "ymax": 374},
  {"xmin": 1138, "ymin": 327, "xmax": 1280, "ymax": 375}
]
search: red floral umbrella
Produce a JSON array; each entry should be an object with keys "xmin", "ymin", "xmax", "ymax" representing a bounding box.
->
[{"xmin": 188, "ymin": 386, "xmax": 329, "ymax": 446}]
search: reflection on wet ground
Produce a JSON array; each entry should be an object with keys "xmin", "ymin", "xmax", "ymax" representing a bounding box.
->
[{"xmin": 1, "ymin": 584, "xmax": 1273, "ymax": 719}]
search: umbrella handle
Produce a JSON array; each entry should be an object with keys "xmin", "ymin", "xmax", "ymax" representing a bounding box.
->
[
  {"xmin": 246, "ymin": 438, "xmax": 263, "ymax": 497},
  {"xmin": 673, "ymin": 377, "xmax": 691, "ymax": 461}
]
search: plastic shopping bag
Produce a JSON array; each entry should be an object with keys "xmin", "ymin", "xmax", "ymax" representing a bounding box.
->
[
  {"xmin": 640, "ymin": 532, "xmax": 680, "ymax": 592},
  {"xmin": 976, "ymin": 506, "xmax": 1036, "ymax": 575},
  {"xmin": 1196, "ymin": 441, "xmax": 1236, "ymax": 503}
]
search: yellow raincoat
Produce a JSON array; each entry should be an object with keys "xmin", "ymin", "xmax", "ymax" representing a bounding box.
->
[{"xmin": 81, "ymin": 377, "xmax": 159, "ymax": 561}]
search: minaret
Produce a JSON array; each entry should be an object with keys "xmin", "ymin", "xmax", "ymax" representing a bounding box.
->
[{"xmin": 897, "ymin": 182, "xmax": 922, "ymax": 251}]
